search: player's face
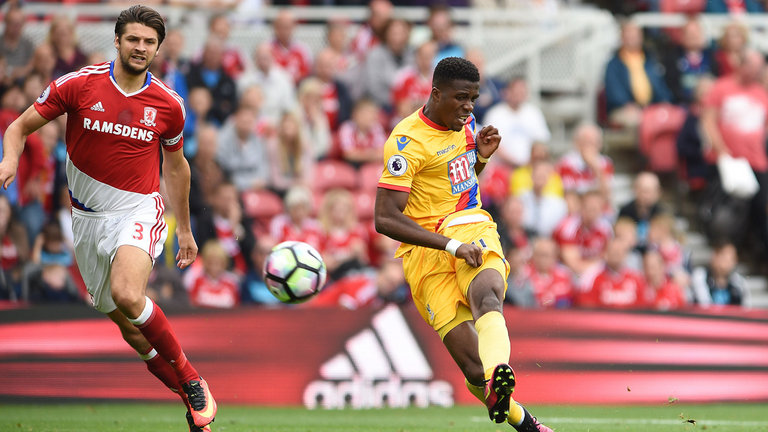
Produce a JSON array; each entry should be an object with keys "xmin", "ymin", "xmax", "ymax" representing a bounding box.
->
[
  {"xmin": 115, "ymin": 23, "xmax": 160, "ymax": 75},
  {"xmin": 435, "ymin": 79, "xmax": 479, "ymax": 132}
]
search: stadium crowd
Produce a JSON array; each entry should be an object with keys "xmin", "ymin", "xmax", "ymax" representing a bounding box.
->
[{"xmin": 0, "ymin": 1, "xmax": 760, "ymax": 311}]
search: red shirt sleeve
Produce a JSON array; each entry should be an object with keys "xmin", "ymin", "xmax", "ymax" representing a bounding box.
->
[{"xmin": 34, "ymin": 80, "xmax": 72, "ymax": 121}]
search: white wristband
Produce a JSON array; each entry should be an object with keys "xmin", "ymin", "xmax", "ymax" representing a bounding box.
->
[
  {"xmin": 477, "ymin": 153, "xmax": 490, "ymax": 163},
  {"xmin": 445, "ymin": 239, "xmax": 462, "ymax": 256}
]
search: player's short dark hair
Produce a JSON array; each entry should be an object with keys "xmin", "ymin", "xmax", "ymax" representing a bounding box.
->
[
  {"xmin": 115, "ymin": 5, "xmax": 166, "ymax": 45},
  {"xmin": 432, "ymin": 57, "xmax": 480, "ymax": 89}
]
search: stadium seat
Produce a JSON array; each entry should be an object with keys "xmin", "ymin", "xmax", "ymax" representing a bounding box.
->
[
  {"xmin": 659, "ymin": 0, "xmax": 706, "ymax": 13},
  {"xmin": 638, "ymin": 103, "xmax": 687, "ymax": 173},
  {"xmin": 313, "ymin": 160, "xmax": 358, "ymax": 192},
  {"xmin": 353, "ymin": 189, "xmax": 376, "ymax": 221},
  {"xmin": 358, "ymin": 162, "xmax": 383, "ymax": 194},
  {"xmin": 241, "ymin": 189, "xmax": 284, "ymax": 227}
]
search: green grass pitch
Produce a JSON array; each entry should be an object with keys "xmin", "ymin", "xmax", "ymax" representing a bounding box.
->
[{"xmin": 1, "ymin": 403, "xmax": 766, "ymax": 431}]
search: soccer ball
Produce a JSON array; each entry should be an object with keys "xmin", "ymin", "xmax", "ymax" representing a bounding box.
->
[{"xmin": 263, "ymin": 241, "xmax": 327, "ymax": 304}]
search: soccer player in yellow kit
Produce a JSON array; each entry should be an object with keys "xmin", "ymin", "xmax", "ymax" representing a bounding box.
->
[{"xmin": 375, "ymin": 57, "xmax": 552, "ymax": 432}]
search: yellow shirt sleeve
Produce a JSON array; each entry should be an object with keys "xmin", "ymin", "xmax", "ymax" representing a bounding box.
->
[{"xmin": 378, "ymin": 134, "xmax": 426, "ymax": 193}]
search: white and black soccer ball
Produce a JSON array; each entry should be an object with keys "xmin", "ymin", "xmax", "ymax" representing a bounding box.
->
[{"xmin": 263, "ymin": 241, "xmax": 327, "ymax": 304}]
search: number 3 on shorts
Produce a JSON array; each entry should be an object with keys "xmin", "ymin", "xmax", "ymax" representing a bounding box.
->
[{"xmin": 133, "ymin": 222, "xmax": 144, "ymax": 240}]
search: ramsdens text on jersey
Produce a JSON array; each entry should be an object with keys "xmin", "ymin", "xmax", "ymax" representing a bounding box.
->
[{"xmin": 83, "ymin": 117, "xmax": 155, "ymax": 142}]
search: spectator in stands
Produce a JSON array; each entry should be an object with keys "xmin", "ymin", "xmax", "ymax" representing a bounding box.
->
[
  {"xmin": 28, "ymin": 44, "xmax": 56, "ymax": 91},
  {"xmin": 690, "ymin": 240, "xmax": 749, "ymax": 307},
  {"xmin": 189, "ymin": 124, "xmax": 225, "ymax": 218},
  {"xmin": 701, "ymin": 49, "xmax": 768, "ymax": 255},
  {"xmin": 48, "ymin": 15, "xmax": 88, "ymax": 79},
  {"xmin": 618, "ymin": 171, "xmax": 666, "ymax": 250},
  {"xmin": 553, "ymin": 190, "xmax": 613, "ymax": 288},
  {"xmin": 186, "ymin": 36, "xmax": 238, "ymax": 124},
  {"xmin": 504, "ymin": 246, "xmax": 535, "ymax": 307},
  {"xmin": 714, "ymin": 21, "xmax": 748, "ymax": 77},
  {"xmin": 194, "ymin": 180, "xmax": 255, "ymax": 277},
  {"xmin": 677, "ymin": 76, "xmax": 714, "ymax": 191},
  {"xmin": 363, "ymin": 18, "xmax": 414, "ymax": 110},
  {"xmin": 208, "ymin": 13, "xmax": 246, "ymax": 79},
  {"xmin": 662, "ymin": 17, "xmax": 717, "ymax": 105},
  {"xmin": 241, "ymin": 234, "xmax": 281, "ymax": 305},
  {"xmin": 374, "ymin": 258, "xmax": 410, "ymax": 305},
  {"xmin": 350, "ymin": 0, "xmax": 393, "ymax": 62},
  {"xmin": 269, "ymin": 185, "xmax": 323, "ymax": 251},
  {"xmin": 643, "ymin": 249, "xmax": 687, "ymax": 310},
  {"xmin": 526, "ymin": 237, "xmax": 574, "ymax": 308},
  {"xmin": 326, "ymin": 18, "xmax": 355, "ymax": 77},
  {"xmin": 465, "ymin": 47, "xmax": 503, "ymax": 124},
  {"xmin": 269, "ymin": 111, "xmax": 315, "ymax": 194},
  {"xmin": 390, "ymin": 41, "xmax": 436, "ymax": 127},
  {"xmin": 337, "ymin": 98, "xmax": 387, "ymax": 166},
  {"xmin": 297, "ymin": 77, "xmax": 332, "ymax": 160},
  {"xmin": 509, "ymin": 143, "xmax": 564, "ymax": 198},
  {"xmin": 580, "ymin": 237, "xmax": 648, "ymax": 309},
  {"xmin": 519, "ymin": 160, "xmax": 568, "ymax": 238},
  {"xmin": 647, "ymin": 213, "xmax": 690, "ymax": 288},
  {"xmin": 146, "ymin": 265, "xmax": 187, "ymax": 308},
  {"xmin": 184, "ymin": 240, "xmax": 241, "ymax": 309},
  {"xmin": 706, "ymin": 0, "xmax": 764, "ymax": 13},
  {"xmin": 427, "ymin": 4, "xmax": 465, "ymax": 62},
  {"xmin": 270, "ymin": 10, "xmax": 313, "ymax": 84},
  {"xmin": 557, "ymin": 123, "xmax": 614, "ymax": 204},
  {"xmin": 604, "ymin": 20, "xmax": 670, "ymax": 128},
  {"xmin": 312, "ymin": 48, "xmax": 352, "ymax": 131},
  {"xmin": 27, "ymin": 220, "xmax": 79, "ymax": 304},
  {"xmin": 154, "ymin": 28, "xmax": 189, "ymax": 99},
  {"xmin": 614, "ymin": 216, "xmax": 643, "ymax": 271},
  {"xmin": 483, "ymin": 77, "xmax": 551, "ymax": 168},
  {"xmin": 182, "ymin": 86, "xmax": 214, "ymax": 158},
  {"xmin": 498, "ymin": 196, "xmax": 531, "ymax": 252},
  {"xmin": 0, "ymin": 194, "xmax": 28, "ymax": 301},
  {"xmin": 0, "ymin": 7, "xmax": 34, "ymax": 83},
  {"xmin": 238, "ymin": 42, "xmax": 297, "ymax": 125},
  {"xmin": 216, "ymin": 105, "xmax": 272, "ymax": 192},
  {"xmin": 319, "ymin": 188, "xmax": 369, "ymax": 281}
]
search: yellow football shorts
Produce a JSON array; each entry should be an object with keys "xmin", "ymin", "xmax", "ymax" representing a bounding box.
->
[{"xmin": 402, "ymin": 210, "xmax": 509, "ymax": 340}]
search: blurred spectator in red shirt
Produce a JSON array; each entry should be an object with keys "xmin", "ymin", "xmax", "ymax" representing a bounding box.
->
[
  {"xmin": 319, "ymin": 188, "xmax": 369, "ymax": 281},
  {"xmin": 643, "ymin": 249, "xmax": 687, "ymax": 311},
  {"xmin": 580, "ymin": 237, "xmax": 648, "ymax": 309},
  {"xmin": 527, "ymin": 237, "xmax": 574, "ymax": 308},
  {"xmin": 350, "ymin": 0, "xmax": 393, "ymax": 62},
  {"xmin": 208, "ymin": 13, "xmax": 246, "ymax": 79},
  {"xmin": 312, "ymin": 48, "xmax": 352, "ymax": 132},
  {"xmin": 390, "ymin": 41, "xmax": 436, "ymax": 128},
  {"xmin": 337, "ymin": 98, "xmax": 387, "ymax": 166},
  {"xmin": 714, "ymin": 22, "xmax": 748, "ymax": 77},
  {"xmin": 48, "ymin": 15, "xmax": 88, "ymax": 79},
  {"xmin": 270, "ymin": 185, "xmax": 322, "ymax": 251},
  {"xmin": 184, "ymin": 240, "xmax": 241, "ymax": 309},
  {"xmin": 270, "ymin": 10, "xmax": 313, "ymax": 84},
  {"xmin": 557, "ymin": 123, "xmax": 614, "ymax": 204}
]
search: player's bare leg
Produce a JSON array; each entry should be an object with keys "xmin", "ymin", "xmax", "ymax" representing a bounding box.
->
[{"xmin": 110, "ymin": 245, "xmax": 216, "ymax": 427}]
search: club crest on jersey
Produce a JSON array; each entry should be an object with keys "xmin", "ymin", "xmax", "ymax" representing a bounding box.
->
[
  {"xmin": 387, "ymin": 155, "xmax": 407, "ymax": 176},
  {"xmin": 447, "ymin": 151, "xmax": 477, "ymax": 194},
  {"xmin": 140, "ymin": 107, "xmax": 157, "ymax": 127}
]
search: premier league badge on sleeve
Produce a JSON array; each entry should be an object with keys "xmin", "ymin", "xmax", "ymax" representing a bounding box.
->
[
  {"xmin": 387, "ymin": 155, "xmax": 407, "ymax": 176},
  {"xmin": 36, "ymin": 85, "xmax": 51, "ymax": 104}
]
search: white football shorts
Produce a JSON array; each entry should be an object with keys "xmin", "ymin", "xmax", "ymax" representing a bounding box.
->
[{"xmin": 71, "ymin": 192, "xmax": 168, "ymax": 313}]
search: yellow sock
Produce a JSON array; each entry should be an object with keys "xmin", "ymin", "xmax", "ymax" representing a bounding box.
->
[
  {"xmin": 465, "ymin": 379, "xmax": 485, "ymax": 403},
  {"xmin": 507, "ymin": 400, "xmax": 525, "ymax": 426},
  {"xmin": 474, "ymin": 311, "xmax": 511, "ymax": 380}
]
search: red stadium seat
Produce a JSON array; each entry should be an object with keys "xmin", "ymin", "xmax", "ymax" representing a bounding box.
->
[
  {"xmin": 660, "ymin": 0, "xmax": 706, "ymax": 13},
  {"xmin": 241, "ymin": 189, "xmax": 284, "ymax": 227},
  {"xmin": 638, "ymin": 103, "xmax": 687, "ymax": 173},
  {"xmin": 358, "ymin": 161, "xmax": 383, "ymax": 194},
  {"xmin": 354, "ymin": 189, "xmax": 376, "ymax": 221},
  {"xmin": 313, "ymin": 160, "xmax": 358, "ymax": 192}
]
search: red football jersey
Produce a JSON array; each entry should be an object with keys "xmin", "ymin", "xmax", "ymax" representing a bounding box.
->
[
  {"xmin": 553, "ymin": 215, "xmax": 612, "ymax": 260},
  {"xmin": 391, "ymin": 67, "xmax": 432, "ymax": 109},
  {"xmin": 557, "ymin": 150, "xmax": 614, "ymax": 194},
  {"xmin": 270, "ymin": 40, "xmax": 312, "ymax": 84},
  {"xmin": 34, "ymin": 62, "xmax": 185, "ymax": 212},
  {"xmin": 581, "ymin": 267, "xmax": 648, "ymax": 308},
  {"xmin": 524, "ymin": 263, "xmax": 574, "ymax": 308}
]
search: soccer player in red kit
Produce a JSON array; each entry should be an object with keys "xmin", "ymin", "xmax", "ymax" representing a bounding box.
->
[{"xmin": 0, "ymin": 6, "xmax": 216, "ymax": 431}]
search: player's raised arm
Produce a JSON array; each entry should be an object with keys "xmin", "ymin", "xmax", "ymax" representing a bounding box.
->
[
  {"xmin": 0, "ymin": 106, "xmax": 50, "ymax": 189},
  {"xmin": 375, "ymin": 187, "xmax": 483, "ymax": 267},
  {"xmin": 161, "ymin": 147, "xmax": 198, "ymax": 269}
]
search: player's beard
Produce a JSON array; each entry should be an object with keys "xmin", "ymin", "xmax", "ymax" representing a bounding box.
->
[{"xmin": 119, "ymin": 50, "xmax": 154, "ymax": 75}]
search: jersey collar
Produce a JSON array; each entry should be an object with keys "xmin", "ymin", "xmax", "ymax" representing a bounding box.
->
[
  {"xmin": 109, "ymin": 60, "xmax": 152, "ymax": 97},
  {"xmin": 418, "ymin": 106, "xmax": 450, "ymax": 131}
]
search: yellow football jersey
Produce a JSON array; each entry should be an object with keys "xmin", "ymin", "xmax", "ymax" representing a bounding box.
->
[{"xmin": 378, "ymin": 107, "xmax": 483, "ymax": 256}]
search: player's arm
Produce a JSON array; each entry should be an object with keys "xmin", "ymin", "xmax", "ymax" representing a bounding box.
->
[
  {"xmin": 374, "ymin": 187, "xmax": 483, "ymax": 267},
  {"xmin": 0, "ymin": 106, "xmax": 50, "ymax": 189},
  {"xmin": 162, "ymin": 147, "xmax": 198, "ymax": 269},
  {"xmin": 474, "ymin": 124, "xmax": 500, "ymax": 176}
]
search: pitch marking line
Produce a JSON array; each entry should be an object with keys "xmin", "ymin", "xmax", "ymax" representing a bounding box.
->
[{"xmin": 472, "ymin": 416, "xmax": 768, "ymax": 427}]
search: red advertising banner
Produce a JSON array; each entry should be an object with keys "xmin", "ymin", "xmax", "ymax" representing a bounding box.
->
[{"xmin": 1, "ymin": 304, "xmax": 768, "ymax": 405}]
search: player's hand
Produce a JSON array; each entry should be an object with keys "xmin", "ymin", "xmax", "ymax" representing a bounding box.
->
[
  {"xmin": 476, "ymin": 125, "xmax": 500, "ymax": 161},
  {"xmin": 456, "ymin": 243, "xmax": 483, "ymax": 268},
  {"xmin": 175, "ymin": 230, "xmax": 198, "ymax": 270},
  {"xmin": 0, "ymin": 159, "xmax": 18, "ymax": 190}
]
